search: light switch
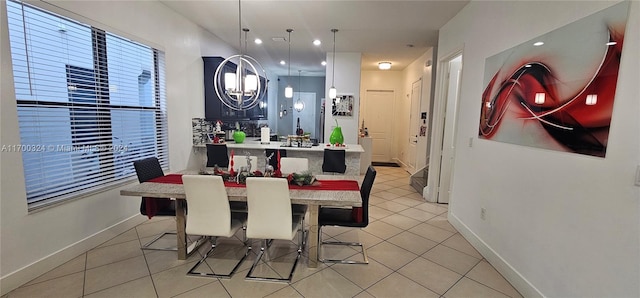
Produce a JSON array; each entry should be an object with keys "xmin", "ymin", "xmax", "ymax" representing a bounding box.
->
[{"xmin": 635, "ymin": 165, "xmax": 640, "ymax": 186}]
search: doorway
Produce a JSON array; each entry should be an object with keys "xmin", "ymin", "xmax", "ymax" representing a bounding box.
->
[
  {"xmin": 291, "ymin": 92, "xmax": 316, "ymax": 137},
  {"xmin": 364, "ymin": 90, "xmax": 394, "ymax": 162},
  {"xmin": 428, "ymin": 51, "xmax": 463, "ymax": 204},
  {"xmin": 407, "ymin": 79, "xmax": 422, "ymax": 170}
]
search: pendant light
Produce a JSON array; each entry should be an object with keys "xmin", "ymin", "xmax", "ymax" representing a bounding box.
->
[
  {"xmin": 329, "ymin": 29, "xmax": 338, "ymax": 99},
  {"xmin": 284, "ymin": 29, "xmax": 294, "ymax": 98},
  {"xmin": 213, "ymin": 0, "xmax": 266, "ymax": 110},
  {"xmin": 294, "ymin": 70, "xmax": 305, "ymax": 112}
]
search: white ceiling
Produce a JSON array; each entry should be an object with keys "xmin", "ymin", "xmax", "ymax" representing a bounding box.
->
[{"xmin": 160, "ymin": 0, "xmax": 469, "ymax": 76}]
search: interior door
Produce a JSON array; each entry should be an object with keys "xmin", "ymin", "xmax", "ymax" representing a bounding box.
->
[
  {"xmin": 408, "ymin": 80, "xmax": 422, "ymax": 170},
  {"xmin": 292, "ymin": 92, "xmax": 316, "ymax": 137},
  {"xmin": 364, "ymin": 90, "xmax": 394, "ymax": 162},
  {"xmin": 437, "ymin": 55, "xmax": 462, "ymax": 204}
]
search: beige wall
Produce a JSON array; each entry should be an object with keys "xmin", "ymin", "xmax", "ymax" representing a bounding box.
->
[{"xmin": 437, "ymin": 1, "xmax": 639, "ymax": 296}]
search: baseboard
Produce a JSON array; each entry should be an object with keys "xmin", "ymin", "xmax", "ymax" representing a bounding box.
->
[
  {"xmin": 447, "ymin": 212, "xmax": 545, "ymax": 298},
  {"xmin": 0, "ymin": 215, "xmax": 146, "ymax": 295}
]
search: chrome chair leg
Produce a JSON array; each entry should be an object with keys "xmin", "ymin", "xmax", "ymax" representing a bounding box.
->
[
  {"xmin": 187, "ymin": 236, "xmax": 249, "ymax": 278},
  {"xmin": 318, "ymin": 226, "xmax": 369, "ymax": 264}
]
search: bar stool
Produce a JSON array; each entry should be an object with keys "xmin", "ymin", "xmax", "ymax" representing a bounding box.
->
[
  {"xmin": 322, "ymin": 148, "xmax": 347, "ymax": 174},
  {"xmin": 206, "ymin": 143, "xmax": 229, "ymax": 168}
]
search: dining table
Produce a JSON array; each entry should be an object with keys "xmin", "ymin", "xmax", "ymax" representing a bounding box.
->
[{"xmin": 119, "ymin": 170, "xmax": 362, "ymax": 268}]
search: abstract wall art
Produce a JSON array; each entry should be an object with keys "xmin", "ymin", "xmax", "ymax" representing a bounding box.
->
[{"xmin": 478, "ymin": 2, "xmax": 629, "ymax": 157}]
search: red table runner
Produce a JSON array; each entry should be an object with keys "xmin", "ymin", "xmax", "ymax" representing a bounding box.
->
[
  {"xmin": 146, "ymin": 174, "xmax": 363, "ymax": 222},
  {"xmin": 148, "ymin": 174, "xmax": 360, "ymax": 191}
]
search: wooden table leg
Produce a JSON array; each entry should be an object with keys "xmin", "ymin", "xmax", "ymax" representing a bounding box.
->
[{"xmin": 307, "ymin": 205, "xmax": 319, "ymax": 268}]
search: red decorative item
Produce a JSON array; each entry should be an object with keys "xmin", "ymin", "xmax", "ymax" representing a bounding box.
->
[
  {"xmin": 276, "ymin": 150, "xmax": 281, "ymax": 171},
  {"xmin": 287, "ymin": 173, "xmax": 294, "ymax": 183},
  {"xmin": 230, "ymin": 149, "xmax": 235, "ymax": 168}
]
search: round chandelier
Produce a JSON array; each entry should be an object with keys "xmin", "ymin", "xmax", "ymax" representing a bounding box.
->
[{"xmin": 213, "ymin": 1, "xmax": 267, "ymax": 111}]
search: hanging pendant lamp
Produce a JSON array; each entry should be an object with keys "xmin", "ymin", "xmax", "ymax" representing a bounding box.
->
[
  {"xmin": 213, "ymin": 0, "xmax": 267, "ymax": 110},
  {"xmin": 284, "ymin": 29, "xmax": 294, "ymax": 98},
  {"xmin": 329, "ymin": 29, "xmax": 338, "ymax": 99},
  {"xmin": 294, "ymin": 70, "xmax": 305, "ymax": 112}
]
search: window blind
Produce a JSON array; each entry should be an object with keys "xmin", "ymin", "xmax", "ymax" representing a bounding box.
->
[{"xmin": 6, "ymin": 0, "xmax": 169, "ymax": 208}]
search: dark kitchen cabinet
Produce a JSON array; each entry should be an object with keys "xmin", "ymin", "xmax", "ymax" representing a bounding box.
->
[{"xmin": 203, "ymin": 56, "xmax": 268, "ymax": 121}]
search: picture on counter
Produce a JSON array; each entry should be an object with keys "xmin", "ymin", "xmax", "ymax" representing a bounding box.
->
[
  {"xmin": 477, "ymin": 2, "xmax": 628, "ymax": 158},
  {"xmin": 332, "ymin": 94, "xmax": 354, "ymax": 117}
]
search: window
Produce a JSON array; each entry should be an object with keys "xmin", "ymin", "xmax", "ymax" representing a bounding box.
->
[{"xmin": 6, "ymin": 0, "xmax": 168, "ymax": 208}]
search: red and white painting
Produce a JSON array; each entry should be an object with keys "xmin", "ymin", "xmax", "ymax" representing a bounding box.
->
[{"xmin": 478, "ymin": 2, "xmax": 628, "ymax": 157}]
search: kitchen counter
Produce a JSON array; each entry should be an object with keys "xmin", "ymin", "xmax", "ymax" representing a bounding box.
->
[
  {"xmin": 193, "ymin": 141, "xmax": 366, "ymax": 175},
  {"xmin": 194, "ymin": 141, "xmax": 364, "ymax": 153}
]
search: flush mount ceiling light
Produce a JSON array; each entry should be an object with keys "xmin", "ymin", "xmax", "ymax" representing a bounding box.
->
[
  {"xmin": 313, "ymin": 39, "xmax": 321, "ymax": 46},
  {"xmin": 294, "ymin": 70, "xmax": 305, "ymax": 112},
  {"xmin": 285, "ymin": 29, "xmax": 294, "ymax": 98},
  {"xmin": 378, "ymin": 62, "xmax": 392, "ymax": 70},
  {"xmin": 321, "ymin": 61, "xmax": 327, "ymax": 66},
  {"xmin": 213, "ymin": 0, "xmax": 266, "ymax": 110},
  {"xmin": 329, "ymin": 28, "xmax": 338, "ymax": 99}
]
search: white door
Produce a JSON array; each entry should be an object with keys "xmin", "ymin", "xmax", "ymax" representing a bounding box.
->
[
  {"xmin": 364, "ymin": 90, "xmax": 394, "ymax": 162},
  {"xmin": 407, "ymin": 80, "xmax": 422, "ymax": 170},
  {"xmin": 437, "ymin": 55, "xmax": 463, "ymax": 203},
  {"xmin": 292, "ymin": 92, "xmax": 316, "ymax": 137}
]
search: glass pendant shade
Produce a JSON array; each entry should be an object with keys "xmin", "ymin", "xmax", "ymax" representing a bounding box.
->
[
  {"xmin": 285, "ymin": 85, "xmax": 293, "ymax": 98},
  {"xmin": 329, "ymin": 86, "xmax": 337, "ymax": 99},
  {"xmin": 244, "ymin": 74, "xmax": 257, "ymax": 92},
  {"xmin": 294, "ymin": 100, "xmax": 304, "ymax": 112}
]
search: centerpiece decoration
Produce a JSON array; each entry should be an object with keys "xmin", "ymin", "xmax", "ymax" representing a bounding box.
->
[
  {"xmin": 209, "ymin": 150, "xmax": 317, "ymax": 186},
  {"xmin": 329, "ymin": 119, "xmax": 344, "ymax": 146},
  {"xmin": 232, "ymin": 122, "xmax": 246, "ymax": 143}
]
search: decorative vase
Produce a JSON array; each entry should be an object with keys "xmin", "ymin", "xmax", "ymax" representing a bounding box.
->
[
  {"xmin": 329, "ymin": 126, "xmax": 344, "ymax": 145},
  {"xmin": 232, "ymin": 130, "xmax": 246, "ymax": 143}
]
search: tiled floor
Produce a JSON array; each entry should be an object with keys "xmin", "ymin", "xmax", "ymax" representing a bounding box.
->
[{"xmin": 5, "ymin": 166, "xmax": 522, "ymax": 298}]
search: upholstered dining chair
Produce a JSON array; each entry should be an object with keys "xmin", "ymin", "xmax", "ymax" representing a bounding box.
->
[
  {"xmin": 322, "ymin": 148, "xmax": 347, "ymax": 174},
  {"xmin": 182, "ymin": 175, "xmax": 248, "ymax": 278},
  {"xmin": 278, "ymin": 157, "xmax": 309, "ymax": 245},
  {"xmin": 245, "ymin": 177, "xmax": 303, "ymax": 283},
  {"xmin": 206, "ymin": 143, "xmax": 229, "ymax": 168},
  {"xmin": 318, "ymin": 165, "xmax": 377, "ymax": 264},
  {"xmin": 279, "ymin": 157, "xmax": 309, "ymax": 174},
  {"xmin": 133, "ymin": 157, "xmax": 178, "ymax": 251}
]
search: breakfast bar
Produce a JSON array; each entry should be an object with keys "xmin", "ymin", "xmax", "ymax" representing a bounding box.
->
[{"xmin": 193, "ymin": 141, "xmax": 366, "ymax": 175}]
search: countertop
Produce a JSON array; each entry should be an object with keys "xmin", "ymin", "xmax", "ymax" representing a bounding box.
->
[{"xmin": 194, "ymin": 141, "xmax": 365, "ymax": 153}]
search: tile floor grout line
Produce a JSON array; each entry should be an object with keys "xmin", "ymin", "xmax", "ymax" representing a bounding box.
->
[
  {"xmin": 136, "ymin": 226, "xmax": 160, "ymax": 298},
  {"xmin": 82, "ymin": 252, "xmax": 88, "ymax": 297}
]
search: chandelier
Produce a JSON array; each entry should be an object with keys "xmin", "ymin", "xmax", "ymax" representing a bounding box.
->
[{"xmin": 213, "ymin": 1, "xmax": 267, "ymax": 110}]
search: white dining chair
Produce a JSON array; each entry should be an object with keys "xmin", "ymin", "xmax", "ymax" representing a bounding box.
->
[
  {"xmin": 245, "ymin": 177, "xmax": 303, "ymax": 283},
  {"xmin": 182, "ymin": 175, "xmax": 248, "ymax": 278},
  {"xmin": 278, "ymin": 157, "xmax": 309, "ymax": 246},
  {"xmin": 229, "ymin": 155, "xmax": 258, "ymax": 172},
  {"xmin": 279, "ymin": 157, "xmax": 309, "ymax": 174}
]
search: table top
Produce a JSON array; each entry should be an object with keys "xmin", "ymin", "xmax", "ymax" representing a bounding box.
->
[{"xmin": 120, "ymin": 172, "xmax": 362, "ymax": 207}]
